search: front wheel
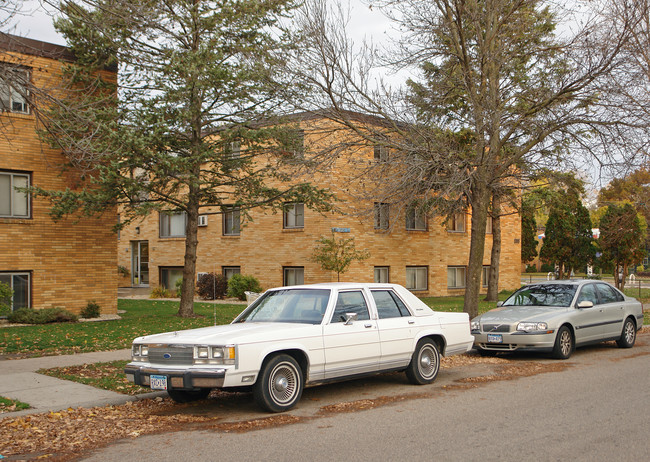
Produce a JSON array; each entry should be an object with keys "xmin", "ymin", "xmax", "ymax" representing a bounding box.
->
[
  {"xmin": 253, "ymin": 354, "xmax": 304, "ymax": 412},
  {"xmin": 616, "ymin": 318, "xmax": 636, "ymax": 348},
  {"xmin": 167, "ymin": 388, "xmax": 211, "ymax": 403},
  {"xmin": 405, "ymin": 338, "xmax": 440, "ymax": 385},
  {"xmin": 551, "ymin": 326, "xmax": 574, "ymax": 360}
]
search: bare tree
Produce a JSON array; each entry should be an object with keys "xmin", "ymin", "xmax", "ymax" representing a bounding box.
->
[{"xmin": 289, "ymin": 0, "xmax": 644, "ymax": 317}]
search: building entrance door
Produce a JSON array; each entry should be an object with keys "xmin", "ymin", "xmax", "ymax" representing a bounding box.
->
[{"xmin": 131, "ymin": 241, "xmax": 149, "ymax": 287}]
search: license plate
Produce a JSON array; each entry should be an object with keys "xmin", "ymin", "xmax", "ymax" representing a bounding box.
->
[
  {"xmin": 150, "ymin": 375, "xmax": 168, "ymax": 390},
  {"xmin": 487, "ymin": 334, "xmax": 503, "ymax": 344}
]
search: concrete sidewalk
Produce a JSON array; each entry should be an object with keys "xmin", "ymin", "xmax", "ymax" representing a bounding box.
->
[{"xmin": 0, "ymin": 350, "xmax": 165, "ymax": 418}]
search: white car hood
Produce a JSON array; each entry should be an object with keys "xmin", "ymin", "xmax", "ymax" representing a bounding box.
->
[{"xmin": 134, "ymin": 322, "xmax": 319, "ymax": 346}]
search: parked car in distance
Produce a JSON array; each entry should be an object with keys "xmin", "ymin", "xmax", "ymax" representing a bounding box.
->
[
  {"xmin": 471, "ymin": 280, "xmax": 643, "ymax": 359},
  {"xmin": 125, "ymin": 283, "xmax": 474, "ymax": 412}
]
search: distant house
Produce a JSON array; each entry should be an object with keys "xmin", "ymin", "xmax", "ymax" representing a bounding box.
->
[
  {"xmin": 117, "ymin": 113, "xmax": 522, "ymax": 296},
  {"xmin": 0, "ymin": 35, "xmax": 117, "ymax": 314}
]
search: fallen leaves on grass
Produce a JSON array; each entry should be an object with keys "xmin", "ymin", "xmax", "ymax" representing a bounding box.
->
[{"xmin": 39, "ymin": 361, "xmax": 148, "ymax": 395}]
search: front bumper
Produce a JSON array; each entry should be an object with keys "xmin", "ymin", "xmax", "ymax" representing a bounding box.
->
[
  {"xmin": 472, "ymin": 330, "xmax": 556, "ymax": 352},
  {"xmin": 125, "ymin": 363, "xmax": 227, "ymax": 390}
]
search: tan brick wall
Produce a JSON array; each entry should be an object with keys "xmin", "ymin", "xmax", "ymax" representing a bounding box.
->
[
  {"xmin": 118, "ymin": 119, "xmax": 521, "ymax": 297},
  {"xmin": 1, "ymin": 47, "xmax": 118, "ymax": 314}
]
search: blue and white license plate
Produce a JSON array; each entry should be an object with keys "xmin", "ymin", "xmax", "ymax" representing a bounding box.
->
[
  {"xmin": 150, "ymin": 375, "xmax": 168, "ymax": 390},
  {"xmin": 487, "ymin": 334, "xmax": 503, "ymax": 344}
]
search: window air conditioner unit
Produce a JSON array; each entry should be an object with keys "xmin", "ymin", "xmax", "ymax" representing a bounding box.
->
[{"xmin": 198, "ymin": 215, "xmax": 208, "ymax": 227}]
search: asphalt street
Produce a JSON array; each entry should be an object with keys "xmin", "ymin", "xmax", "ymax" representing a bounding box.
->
[{"xmin": 81, "ymin": 334, "xmax": 650, "ymax": 462}]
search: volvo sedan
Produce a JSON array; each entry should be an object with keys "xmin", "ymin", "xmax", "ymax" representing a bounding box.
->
[
  {"xmin": 125, "ymin": 283, "xmax": 474, "ymax": 412},
  {"xmin": 471, "ymin": 280, "xmax": 643, "ymax": 359}
]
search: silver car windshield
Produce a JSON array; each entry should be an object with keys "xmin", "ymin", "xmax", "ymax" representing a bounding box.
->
[
  {"xmin": 502, "ymin": 284, "xmax": 577, "ymax": 308},
  {"xmin": 236, "ymin": 289, "xmax": 331, "ymax": 324}
]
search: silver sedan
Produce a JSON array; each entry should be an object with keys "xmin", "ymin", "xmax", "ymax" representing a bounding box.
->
[{"xmin": 471, "ymin": 280, "xmax": 644, "ymax": 359}]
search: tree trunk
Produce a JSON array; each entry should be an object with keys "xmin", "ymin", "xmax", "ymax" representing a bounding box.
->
[
  {"xmin": 463, "ymin": 184, "xmax": 490, "ymax": 319},
  {"xmin": 178, "ymin": 195, "xmax": 200, "ymax": 317},
  {"xmin": 620, "ymin": 262, "xmax": 628, "ymax": 291},
  {"xmin": 485, "ymin": 195, "xmax": 501, "ymax": 302}
]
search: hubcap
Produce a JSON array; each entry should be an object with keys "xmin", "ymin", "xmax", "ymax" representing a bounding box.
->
[
  {"xmin": 624, "ymin": 322, "xmax": 635, "ymax": 343},
  {"xmin": 269, "ymin": 362, "xmax": 298, "ymax": 404},
  {"xmin": 418, "ymin": 345, "xmax": 438, "ymax": 379}
]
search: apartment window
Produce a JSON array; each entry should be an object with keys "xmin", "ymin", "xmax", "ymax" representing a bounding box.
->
[
  {"xmin": 0, "ymin": 171, "xmax": 30, "ymax": 218},
  {"xmin": 448, "ymin": 266, "xmax": 467, "ymax": 289},
  {"xmin": 283, "ymin": 203, "xmax": 304, "ymax": 229},
  {"xmin": 284, "ymin": 267, "xmax": 304, "ymax": 286},
  {"xmin": 373, "ymin": 144, "xmax": 389, "ymax": 162},
  {"xmin": 486, "ymin": 216, "xmax": 493, "ymax": 234},
  {"xmin": 0, "ymin": 65, "xmax": 29, "ymax": 114},
  {"xmin": 0, "ymin": 272, "xmax": 30, "ymax": 311},
  {"xmin": 406, "ymin": 266, "xmax": 428, "ymax": 291},
  {"xmin": 406, "ymin": 208, "xmax": 426, "ymax": 231},
  {"xmin": 223, "ymin": 266, "xmax": 241, "ymax": 280},
  {"xmin": 159, "ymin": 211, "xmax": 187, "ymax": 237},
  {"xmin": 160, "ymin": 267, "xmax": 183, "ymax": 290},
  {"xmin": 374, "ymin": 266, "xmax": 389, "ymax": 283},
  {"xmin": 374, "ymin": 202, "xmax": 390, "ymax": 230},
  {"xmin": 447, "ymin": 212, "xmax": 466, "ymax": 232},
  {"xmin": 223, "ymin": 206, "xmax": 240, "ymax": 236},
  {"xmin": 225, "ymin": 141, "xmax": 241, "ymax": 159},
  {"xmin": 482, "ymin": 266, "xmax": 488, "ymax": 288}
]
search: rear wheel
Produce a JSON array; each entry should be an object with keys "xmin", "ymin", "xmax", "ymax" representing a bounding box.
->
[
  {"xmin": 616, "ymin": 317, "xmax": 636, "ymax": 348},
  {"xmin": 167, "ymin": 388, "xmax": 211, "ymax": 403},
  {"xmin": 253, "ymin": 354, "xmax": 303, "ymax": 412},
  {"xmin": 406, "ymin": 338, "xmax": 440, "ymax": 385},
  {"xmin": 551, "ymin": 326, "xmax": 574, "ymax": 360}
]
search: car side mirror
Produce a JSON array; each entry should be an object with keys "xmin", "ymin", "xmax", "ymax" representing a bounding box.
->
[
  {"xmin": 344, "ymin": 312, "xmax": 358, "ymax": 325},
  {"xmin": 577, "ymin": 301, "xmax": 594, "ymax": 309},
  {"xmin": 496, "ymin": 301, "xmax": 503, "ymax": 307}
]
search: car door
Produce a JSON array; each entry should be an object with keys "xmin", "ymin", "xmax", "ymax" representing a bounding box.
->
[
  {"xmin": 595, "ymin": 283, "xmax": 626, "ymax": 338},
  {"xmin": 370, "ymin": 289, "xmax": 415, "ymax": 370},
  {"xmin": 322, "ymin": 289, "xmax": 381, "ymax": 379},
  {"xmin": 573, "ymin": 283, "xmax": 607, "ymax": 343}
]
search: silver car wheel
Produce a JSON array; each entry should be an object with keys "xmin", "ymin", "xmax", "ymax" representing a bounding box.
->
[
  {"xmin": 418, "ymin": 344, "xmax": 439, "ymax": 380},
  {"xmin": 268, "ymin": 360, "xmax": 300, "ymax": 405},
  {"xmin": 617, "ymin": 318, "xmax": 636, "ymax": 349},
  {"xmin": 623, "ymin": 321, "xmax": 635, "ymax": 344},
  {"xmin": 559, "ymin": 330, "xmax": 572, "ymax": 357}
]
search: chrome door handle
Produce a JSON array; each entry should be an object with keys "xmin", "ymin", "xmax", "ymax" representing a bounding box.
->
[
  {"xmin": 408, "ymin": 320, "xmax": 415, "ymax": 325},
  {"xmin": 364, "ymin": 323, "xmax": 373, "ymax": 328}
]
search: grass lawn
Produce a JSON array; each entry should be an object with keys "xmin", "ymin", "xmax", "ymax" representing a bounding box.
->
[
  {"xmin": 0, "ymin": 396, "xmax": 30, "ymax": 413},
  {"xmin": 0, "ymin": 300, "xmax": 244, "ymax": 358},
  {"xmin": 38, "ymin": 360, "xmax": 149, "ymax": 395}
]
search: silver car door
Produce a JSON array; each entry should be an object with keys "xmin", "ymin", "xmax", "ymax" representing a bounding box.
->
[
  {"xmin": 573, "ymin": 283, "xmax": 606, "ymax": 343},
  {"xmin": 595, "ymin": 283, "xmax": 626, "ymax": 338}
]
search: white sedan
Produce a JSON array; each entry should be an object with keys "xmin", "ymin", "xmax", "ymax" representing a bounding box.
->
[{"xmin": 125, "ymin": 283, "xmax": 474, "ymax": 412}]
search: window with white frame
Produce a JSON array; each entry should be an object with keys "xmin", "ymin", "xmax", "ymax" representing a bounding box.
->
[
  {"xmin": 374, "ymin": 202, "xmax": 390, "ymax": 230},
  {"xmin": 406, "ymin": 207, "xmax": 426, "ymax": 231},
  {"xmin": 448, "ymin": 266, "xmax": 466, "ymax": 288},
  {"xmin": 225, "ymin": 141, "xmax": 241, "ymax": 160},
  {"xmin": 159, "ymin": 211, "xmax": 187, "ymax": 237},
  {"xmin": 0, "ymin": 171, "xmax": 30, "ymax": 218},
  {"xmin": 374, "ymin": 266, "xmax": 389, "ymax": 283},
  {"xmin": 223, "ymin": 206, "xmax": 240, "ymax": 236},
  {"xmin": 0, "ymin": 64, "xmax": 29, "ymax": 114},
  {"xmin": 284, "ymin": 267, "xmax": 304, "ymax": 286},
  {"xmin": 373, "ymin": 144, "xmax": 389, "ymax": 162},
  {"xmin": 223, "ymin": 266, "xmax": 241, "ymax": 280},
  {"xmin": 283, "ymin": 203, "xmax": 304, "ymax": 229},
  {"xmin": 405, "ymin": 266, "xmax": 428, "ymax": 291},
  {"xmin": 0, "ymin": 272, "xmax": 30, "ymax": 311},
  {"xmin": 447, "ymin": 212, "xmax": 466, "ymax": 232},
  {"xmin": 482, "ymin": 265, "xmax": 490, "ymax": 287}
]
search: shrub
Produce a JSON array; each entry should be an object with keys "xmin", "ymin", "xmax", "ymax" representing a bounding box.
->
[
  {"xmin": 8, "ymin": 307, "xmax": 78, "ymax": 324},
  {"xmin": 150, "ymin": 287, "xmax": 171, "ymax": 299},
  {"xmin": 81, "ymin": 301, "xmax": 101, "ymax": 319},
  {"xmin": 227, "ymin": 274, "xmax": 263, "ymax": 301},
  {"xmin": 117, "ymin": 265, "xmax": 130, "ymax": 277},
  {"xmin": 540, "ymin": 263, "xmax": 555, "ymax": 273},
  {"xmin": 197, "ymin": 273, "xmax": 228, "ymax": 300},
  {"xmin": 525, "ymin": 265, "xmax": 537, "ymax": 273},
  {"xmin": 0, "ymin": 281, "xmax": 12, "ymax": 317}
]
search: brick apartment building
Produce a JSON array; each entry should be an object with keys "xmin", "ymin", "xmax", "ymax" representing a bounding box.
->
[
  {"xmin": 0, "ymin": 35, "xmax": 117, "ymax": 314},
  {"xmin": 117, "ymin": 114, "xmax": 522, "ymax": 297}
]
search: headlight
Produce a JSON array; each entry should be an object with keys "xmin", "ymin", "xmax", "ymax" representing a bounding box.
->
[
  {"xmin": 194, "ymin": 345, "xmax": 236, "ymax": 365},
  {"xmin": 470, "ymin": 319, "xmax": 481, "ymax": 331},
  {"xmin": 517, "ymin": 322, "xmax": 548, "ymax": 332},
  {"xmin": 131, "ymin": 344, "xmax": 148, "ymax": 361}
]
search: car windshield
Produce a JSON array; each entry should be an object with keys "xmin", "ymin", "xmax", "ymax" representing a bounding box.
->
[
  {"xmin": 236, "ymin": 289, "xmax": 331, "ymax": 324},
  {"xmin": 502, "ymin": 284, "xmax": 577, "ymax": 308}
]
